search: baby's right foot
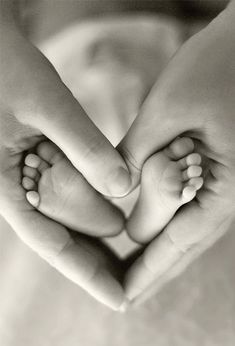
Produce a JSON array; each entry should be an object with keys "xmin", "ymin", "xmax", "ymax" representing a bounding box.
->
[
  {"xmin": 22, "ymin": 141, "xmax": 124, "ymax": 237},
  {"xmin": 126, "ymin": 137, "xmax": 203, "ymax": 244}
]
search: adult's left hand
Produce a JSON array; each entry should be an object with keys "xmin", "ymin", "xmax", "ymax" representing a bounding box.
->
[{"xmin": 120, "ymin": 2, "xmax": 235, "ymax": 303}]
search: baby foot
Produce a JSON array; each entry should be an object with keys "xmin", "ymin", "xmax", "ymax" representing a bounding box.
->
[
  {"xmin": 22, "ymin": 141, "xmax": 124, "ymax": 237},
  {"xmin": 126, "ymin": 137, "xmax": 203, "ymax": 244}
]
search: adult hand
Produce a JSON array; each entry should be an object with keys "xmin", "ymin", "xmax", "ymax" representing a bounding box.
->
[
  {"xmin": 120, "ymin": 2, "xmax": 235, "ymax": 302},
  {"xmin": 0, "ymin": 2, "xmax": 131, "ymax": 310}
]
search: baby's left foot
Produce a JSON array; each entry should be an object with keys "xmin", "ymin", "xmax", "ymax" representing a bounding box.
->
[{"xmin": 126, "ymin": 137, "xmax": 203, "ymax": 244}]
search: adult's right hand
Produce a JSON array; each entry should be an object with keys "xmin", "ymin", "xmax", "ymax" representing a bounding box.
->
[{"xmin": 0, "ymin": 2, "xmax": 131, "ymax": 310}]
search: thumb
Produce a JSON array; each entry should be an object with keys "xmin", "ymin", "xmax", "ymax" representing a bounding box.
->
[
  {"xmin": 1, "ymin": 23, "xmax": 131, "ymax": 198},
  {"xmin": 118, "ymin": 81, "xmax": 203, "ymax": 188},
  {"xmin": 26, "ymin": 78, "xmax": 131, "ymax": 197}
]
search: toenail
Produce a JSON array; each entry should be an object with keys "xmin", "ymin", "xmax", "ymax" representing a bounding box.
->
[
  {"xmin": 186, "ymin": 153, "xmax": 201, "ymax": 165},
  {"xmin": 22, "ymin": 177, "xmax": 34, "ymax": 189},
  {"xmin": 187, "ymin": 166, "xmax": 202, "ymax": 177},
  {"xmin": 25, "ymin": 154, "xmax": 41, "ymax": 168},
  {"xmin": 26, "ymin": 191, "xmax": 40, "ymax": 207}
]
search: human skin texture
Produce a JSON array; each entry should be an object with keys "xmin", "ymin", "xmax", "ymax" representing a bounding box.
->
[
  {"xmin": 119, "ymin": 1, "xmax": 235, "ymax": 303},
  {"xmin": 2, "ymin": 0, "xmax": 235, "ymax": 311},
  {"xmin": 0, "ymin": 0, "xmax": 132, "ymax": 310}
]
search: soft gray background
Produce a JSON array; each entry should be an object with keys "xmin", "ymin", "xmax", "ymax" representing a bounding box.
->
[{"xmin": 1, "ymin": 1, "xmax": 235, "ymax": 345}]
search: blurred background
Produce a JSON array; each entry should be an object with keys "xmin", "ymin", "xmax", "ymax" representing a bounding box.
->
[
  {"xmin": 1, "ymin": 1, "xmax": 235, "ymax": 345},
  {"xmin": 21, "ymin": 0, "xmax": 228, "ymax": 40}
]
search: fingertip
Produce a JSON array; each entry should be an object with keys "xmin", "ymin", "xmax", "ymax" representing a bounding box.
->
[
  {"xmin": 118, "ymin": 299, "xmax": 130, "ymax": 313},
  {"xmin": 106, "ymin": 167, "xmax": 132, "ymax": 197}
]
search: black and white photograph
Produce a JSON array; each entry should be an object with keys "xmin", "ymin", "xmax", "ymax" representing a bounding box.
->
[{"xmin": 0, "ymin": 1, "xmax": 234, "ymax": 345}]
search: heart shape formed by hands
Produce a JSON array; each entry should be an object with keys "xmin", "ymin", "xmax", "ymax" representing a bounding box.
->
[
  {"xmin": 34, "ymin": 16, "xmax": 220, "ymax": 311},
  {"xmin": 1, "ymin": 7, "xmax": 235, "ymax": 316},
  {"xmin": 10, "ymin": 12, "xmax": 235, "ymax": 313},
  {"xmin": 21, "ymin": 132, "xmax": 203, "ymax": 311},
  {"xmin": 29, "ymin": 17, "xmax": 184, "ymax": 309},
  {"xmin": 0, "ymin": 14, "xmax": 185, "ymax": 312}
]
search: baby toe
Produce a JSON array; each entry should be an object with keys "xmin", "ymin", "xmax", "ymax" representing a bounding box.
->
[
  {"xmin": 22, "ymin": 177, "xmax": 36, "ymax": 190},
  {"xmin": 23, "ymin": 166, "xmax": 40, "ymax": 182},
  {"xmin": 186, "ymin": 153, "xmax": 201, "ymax": 166},
  {"xmin": 182, "ymin": 185, "xmax": 197, "ymax": 202},
  {"xmin": 26, "ymin": 191, "xmax": 40, "ymax": 208},
  {"xmin": 25, "ymin": 154, "xmax": 41, "ymax": 169},
  {"xmin": 25, "ymin": 153, "xmax": 49, "ymax": 175},
  {"xmin": 36, "ymin": 159, "xmax": 50, "ymax": 175},
  {"xmin": 165, "ymin": 137, "xmax": 194, "ymax": 160},
  {"xmin": 183, "ymin": 165, "xmax": 202, "ymax": 181},
  {"xmin": 37, "ymin": 141, "xmax": 64, "ymax": 165},
  {"xmin": 188, "ymin": 177, "xmax": 203, "ymax": 190}
]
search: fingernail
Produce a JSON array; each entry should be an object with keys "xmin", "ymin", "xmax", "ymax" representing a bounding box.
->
[{"xmin": 106, "ymin": 167, "xmax": 131, "ymax": 197}]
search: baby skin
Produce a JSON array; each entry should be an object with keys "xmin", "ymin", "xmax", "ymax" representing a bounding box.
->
[
  {"xmin": 22, "ymin": 137, "xmax": 202, "ymax": 244},
  {"xmin": 126, "ymin": 137, "xmax": 203, "ymax": 243},
  {"xmin": 22, "ymin": 141, "xmax": 125, "ymax": 237}
]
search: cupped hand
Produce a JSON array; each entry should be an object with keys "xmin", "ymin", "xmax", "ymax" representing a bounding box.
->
[
  {"xmin": 3, "ymin": 3, "xmax": 235, "ymax": 311},
  {"xmin": 0, "ymin": 17, "xmax": 132, "ymax": 309},
  {"xmin": 120, "ymin": 3, "xmax": 235, "ymax": 302},
  {"xmin": 0, "ymin": 11, "xmax": 179, "ymax": 311}
]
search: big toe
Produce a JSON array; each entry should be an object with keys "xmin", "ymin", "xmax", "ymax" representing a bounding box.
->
[
  {"xmin": 37, "ymin": 141, "xmax": 64, "ymax": 165},
  {"xmin": 165, "ymin": 137, "xmax": 194, "ymax": 160}
]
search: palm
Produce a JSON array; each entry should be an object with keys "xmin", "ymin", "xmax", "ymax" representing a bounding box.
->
[{"xmin": 120, "ymin": 10, "xmax": 235, "ymax": 302}]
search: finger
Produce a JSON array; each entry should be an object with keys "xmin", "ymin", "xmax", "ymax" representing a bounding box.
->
[
  {"xmin": 118, "ymin": 77, "xmax": 204, "ymax": 188},
  {"xmin": 25, "ymin": 62, "xmax": 131, "ymax": 197},
  {"xmin": 131, "ymin": 217, "xmax": 227, "ymax": 307},
  {"xmin": 131, "ymin": 206, "xmax": 231, "ymax": 307},
  {"xmin": 2, "ymin": 195, "xmax": 126, "ymax": 311},
  {"xmin": 124, "ymin": 200, "xmax": 231, "ymax": 301}
]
